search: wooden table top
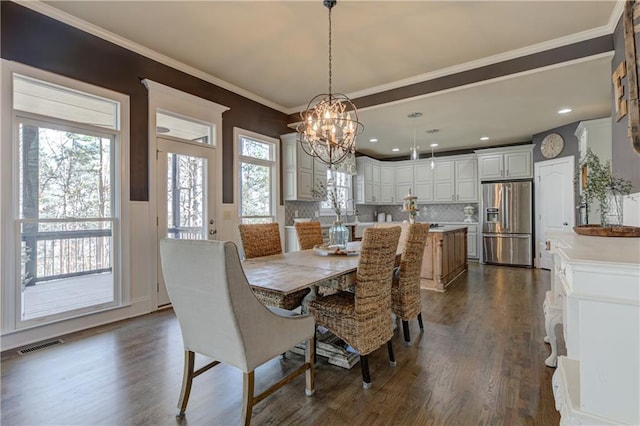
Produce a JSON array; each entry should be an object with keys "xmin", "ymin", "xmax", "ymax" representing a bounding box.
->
[{"xmin": 242, "ymin": 250, "xmax": 361, "ymax": 295}]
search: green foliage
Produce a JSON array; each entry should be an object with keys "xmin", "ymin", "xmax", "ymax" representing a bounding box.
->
[
  {"xmin": 311, "ymin": 179, "xmax": 344, "ymax": 218},
  {"xmin": 576, "ymin": 148, "xmax": 632, "ymax": 227}
]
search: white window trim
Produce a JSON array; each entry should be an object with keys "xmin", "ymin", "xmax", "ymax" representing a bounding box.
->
[
  {"xmin": 319, "ymin": 170, "xmax": 355, "ymax": 217},
  {"xmin": 234, "ymin": 128, "xmax": 280, "ymax": 224},
  {"xmin": 1, "ymin": 60, "xmax": 130, "ymax": 337},
  {"xmin": 143, "ymin": 79, "xmax": 228, "ymax": 310}
]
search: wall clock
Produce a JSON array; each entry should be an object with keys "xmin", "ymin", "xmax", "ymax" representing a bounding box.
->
[{"xmin": 541, "ymin": 133, "xmax": 564, "ymax": 158}]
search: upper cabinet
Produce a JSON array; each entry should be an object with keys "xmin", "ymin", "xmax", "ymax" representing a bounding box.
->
[
  {"xmin": 355, "ymin": 157, "xmax": 381, "ymax": 204},
  {"xmin": 475, "ymin": 145, "xmax": 533, "ymax": 181},
  {"xmin": 433, "ymin": 155, "xmax": 478, "ymax": 202},
  {"xmin": 282, "ymin": 133, "xmax": 326, "ymax": 201},
  {"xmin": 395, "ymin": 160, "xmax": 434, "ymax": 203}
]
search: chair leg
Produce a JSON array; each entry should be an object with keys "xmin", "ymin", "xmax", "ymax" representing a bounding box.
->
[
  {"xmin": 241, "ymin": 371, "xmax": 255, "ymax": 426},
  {"xmin": 305, "ymin": 336, "xmax": 316, "ymax": 396},
  {"xmin": 314, "ymin": 328, "xmax": 318, "ymax": 365},
  {"xmin": 360, "ymin": 355, "xmax": 371, "ymax": 388},
  {"xmin": 418, "ymin": 312, "xmax": 424, "ymax": 331},
  {"xmin": 387, "ymin": 340, "xmax": 396, "ymax": 367},
  {"xmin": 402, "ymin": 320, "xmax": 411, "ymax": 343},
  {"xmin": 177, "ymin": 351, "xmax": 195, "ymax": 417}
]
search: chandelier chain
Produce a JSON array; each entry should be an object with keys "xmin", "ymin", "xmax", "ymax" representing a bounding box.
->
[{"xmin": 328, "ymin": 5, "xmax": 332, "ymax": 96}]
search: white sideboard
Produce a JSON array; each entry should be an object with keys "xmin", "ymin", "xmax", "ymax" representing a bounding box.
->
[{"xmin": 544, "ymin": 232, "xmax": 640, "ymax": 425}]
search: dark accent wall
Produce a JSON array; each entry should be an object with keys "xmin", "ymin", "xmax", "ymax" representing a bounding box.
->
[
  {"xmin": 611, "ymin": 14, "xmax": 640, "ymax": 191},
  {"xmin": 1, "ymin": 2, "xmax": 290, "ymax": 202},
  {"xmin": 532, "ymin": 122, "xmax": 580, "ymax": 164},
  {"xmin": 287, "ymin": 36, "xmax": 613, "ymax": 123}
]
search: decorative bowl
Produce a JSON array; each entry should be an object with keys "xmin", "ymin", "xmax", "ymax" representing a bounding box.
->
[{"xmin": 573, "ymin": 224, "xmax": 640, "ymax": 237}]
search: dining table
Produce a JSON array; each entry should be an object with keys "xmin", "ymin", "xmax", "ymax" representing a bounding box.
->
[{"xmin": 241, "ymin": 245, "xmax": 403, "ymax": 369}]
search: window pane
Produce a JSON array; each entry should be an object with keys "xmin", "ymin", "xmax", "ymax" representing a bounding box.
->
[
  {"xmin": 240, "ymin": 161, "xmax": 271, "ymax": 217},
  {"xmin": 166, "ymin": 153, "xmax": 206, "ymax": 239},
  {"xmin": 19, "ymin": 122, "xmax": 113, "ymax": 220},
  {"xmin": 241, "ymin": 137, "xmax": 272, "ymax": 160},
  {"xmin": 14, "ymin": 74, "xmax": 119, "ymax": 130},
  {"xmin": 20, "ymin": 220, "xmax": 114, "ymax": 321},
  {"xmin": 157, "ymin": 112, "xmax": 212, "ymax": 144}
]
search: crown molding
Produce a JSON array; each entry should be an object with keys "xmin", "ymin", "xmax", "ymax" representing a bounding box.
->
[
  {"xmin": 288, "ymin": 23, "xmax": 616, "ymax": 114},
  {"xmin": 13, "ymin": 0, "xmax": 288, "ymax": 113},
  {"xmin": 15, "ymin": 0, "xmax": 622, "ymax": 117}
]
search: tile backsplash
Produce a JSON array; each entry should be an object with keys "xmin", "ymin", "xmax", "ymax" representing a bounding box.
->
[{"xmin": 284, "ymin": 201, "xmax": 479, "ymax": 224}]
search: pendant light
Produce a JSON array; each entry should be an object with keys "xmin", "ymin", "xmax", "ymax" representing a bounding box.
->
[{"xmin": 430, "ymin": 143, "xmax": 438, "ymax": 169}]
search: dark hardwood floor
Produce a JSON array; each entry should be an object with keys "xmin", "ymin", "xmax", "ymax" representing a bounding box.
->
[{"xmin": 1, "ymin": 263, "xmax": 560, "ymax": 425}]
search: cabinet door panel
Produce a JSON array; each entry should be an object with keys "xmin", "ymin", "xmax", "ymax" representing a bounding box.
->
[
  {"xmin": 414, "ymin": 163, "xmax": 434, "ymax": 202},
  {"xmin": 434, "ymin": 161, "xmax": 455, "ymax": 201},
  {"xmin": 478, "ymin": 154, "xmax": 503, "ymax": 180},
  {"xmin": 504, "ymin": 151, "xmax": 532, "ymax": 178}
]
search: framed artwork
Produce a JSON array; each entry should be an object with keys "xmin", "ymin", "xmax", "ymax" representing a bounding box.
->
[{"xmin": 622, "ymin": 0, "xmax": 640, "ymax": 154}]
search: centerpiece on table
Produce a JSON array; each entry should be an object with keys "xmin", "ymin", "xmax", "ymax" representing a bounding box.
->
[
  {"xmin": 312, "ymin": 179, "xmax": 349, "ymax": 249},
  {"xmin": 574, "ymin": 148, "xmax": 638, "ymax": 237},
  {"xmin": 402, "ymin": 189, "xmax": 418, "ymax": 223}
]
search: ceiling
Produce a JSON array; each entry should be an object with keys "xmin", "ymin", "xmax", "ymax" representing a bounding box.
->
[{"xmin": 39, "ymin": 1, "xmax": 620, "ymax": 158}]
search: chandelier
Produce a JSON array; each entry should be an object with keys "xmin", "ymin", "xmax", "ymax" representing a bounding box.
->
[{"xmin": 297, "ymin": 0, "xmax": 363, "ymax": 167}]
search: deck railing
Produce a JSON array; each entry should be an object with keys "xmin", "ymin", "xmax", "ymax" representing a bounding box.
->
[{"xmin": 22, "ymin": 229, "xmax": 112, "ymax": 285}]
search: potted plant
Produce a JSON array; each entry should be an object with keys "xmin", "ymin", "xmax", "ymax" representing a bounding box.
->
[{"xmin": 575, "ymin": 148, "xmax": 635, "ymax": 234}]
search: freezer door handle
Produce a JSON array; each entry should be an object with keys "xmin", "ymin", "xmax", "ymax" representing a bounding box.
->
[{"xmin": 483, "ymin": 233, "xmax": 530, "ymax": 238}]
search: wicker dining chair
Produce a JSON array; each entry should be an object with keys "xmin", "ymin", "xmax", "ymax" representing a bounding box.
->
[
  {"xmin": 308, "ymin": 226, "xmax": 401, "ymax": 388},
  {"xmin": 238, "ymin": 223, "xmax": 283, "ymax": 259},
  {"xmin": 392, "ymin": 223, "xmax": 430, "ymax": 343},
  {"xmin": 238, "ymin": 223, "xmax": 309, "ymax": 310},
  {"xmin": 294, "ymin": 221, "xmax": 324, "ymax": 250}
]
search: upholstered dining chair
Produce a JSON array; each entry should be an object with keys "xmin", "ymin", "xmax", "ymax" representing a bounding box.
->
[
  {"xmin": 294, "ymin": 221, "xmax": 324, "ymax": 250},
  {"xmin": 308, "ymin": 226, "xmax": 401, "ymax": 388},
  {"xmin": 392, "ymin": 223, "xmax": 430, "ymax": 343},
  {"xmin": 159, "ymin": 238, "xmax": 315, "ymax": 426},
  {"xmin": 238, "ymin": 223, "xmax": 309, "ymax": 309}
]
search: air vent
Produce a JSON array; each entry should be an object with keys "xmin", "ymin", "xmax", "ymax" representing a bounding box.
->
[{"xmin": 17, "ymin": 339, "xmax": 64, "ymax": 355}]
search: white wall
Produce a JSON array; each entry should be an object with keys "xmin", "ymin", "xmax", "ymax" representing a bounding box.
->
[{"xmin": 623, "ymin": 192, "xmax": 640, "ymax": 226}]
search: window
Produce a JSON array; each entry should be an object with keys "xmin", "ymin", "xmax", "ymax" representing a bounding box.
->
[
  {"xmin": 320, "ymin": 170, "xmax": 354, "ymax": 216},
  {"xmin": 3, "ymin": 67, "xmax": 129, "ymax": 328},
  {"xmin": 237, "ymin": 130, "xmax": 278, "ymax": 224}
]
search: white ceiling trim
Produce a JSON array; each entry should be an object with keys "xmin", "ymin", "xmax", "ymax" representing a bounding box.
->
[
  {"xmin": 17, "ymin": 0, "xmax": 624, "ymax": 118},
  {"xmin": 14, "ymin": 0, "xmax": 286, "ymax": 112},
  {"xmin": 317, "ymin": 25, "xmax": 616, "ymax": 116},
  {"xmin": 357, "ymin": 51, "xmax": 615, "ymax": 114}
]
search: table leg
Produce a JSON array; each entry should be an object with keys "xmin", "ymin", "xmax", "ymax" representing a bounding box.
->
[{"xmin": 301, "ymin": 285, "xmax": 318, "ymax": 315}]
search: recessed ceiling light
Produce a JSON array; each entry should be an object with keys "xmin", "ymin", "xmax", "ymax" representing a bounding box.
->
[
  {"xmin": 558, "ymin": 108, "xmax": 572, "ymax": 114},
  {"xmin": 369, "ymin": 138, "xmax": 378, "ymax": 143},
  {"xmin": 430, "ymin": 143, "xmax": 438, "ymax": 147},
  {"xmin": 392, "ymin": 148, "xmax": 400, "ymax": 152},
  {"xmin": 480, "ymin": 136, "xmax": 490, "ymax": 141}
]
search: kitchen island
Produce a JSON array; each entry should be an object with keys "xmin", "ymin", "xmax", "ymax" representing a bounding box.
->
[{"xmin": 421, "ymin": 225, "xmax": 468, "ymax": 291}]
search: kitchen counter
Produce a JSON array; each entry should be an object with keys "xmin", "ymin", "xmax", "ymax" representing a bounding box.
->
[{"xmin": 421, "ymin": 226, "xmax": 468, "ymax": 292}]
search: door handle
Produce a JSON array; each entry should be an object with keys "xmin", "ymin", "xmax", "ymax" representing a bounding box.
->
[
  {"xmin": 562, "ymin": 222, "xmax": 568, "ymax": 226},
  {"xmin": 209, "ymin": 229, "xmax": 217, "ymax": 235}
]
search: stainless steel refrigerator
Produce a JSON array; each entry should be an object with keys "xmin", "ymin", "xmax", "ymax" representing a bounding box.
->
[{"xmin": 482, "ymin": 181, "xmax": 533, "ymax": 267}]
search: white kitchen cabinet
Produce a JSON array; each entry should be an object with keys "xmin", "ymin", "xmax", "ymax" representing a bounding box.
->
[
  {"xmin": 379, "ymin": 164, "xmax": 396, "ymax": 203},
  {"xmin": 313, "ymin": 158, "xmax": 327, "ymax": 200},
  {"xmin": 434, "ymin": 155, "xmax": 478, "ymax": 202},
  {"xmin": 356, "ymin": 157, "xmax": 381, "ymax": 204},
  {"xmin": 395, "ymin": 164, "xmax": 414, "ymax": 202},
  {"xmin": 282, "ymin": 133, "xmax": 325, "ymax": 201},
  {"xmin": 413, "ymin": 160, "xmax": 434, "ymax": 202},
  {"xmin": 475, "ymin": 145, "xmax": 533, "ymax": 181}
]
